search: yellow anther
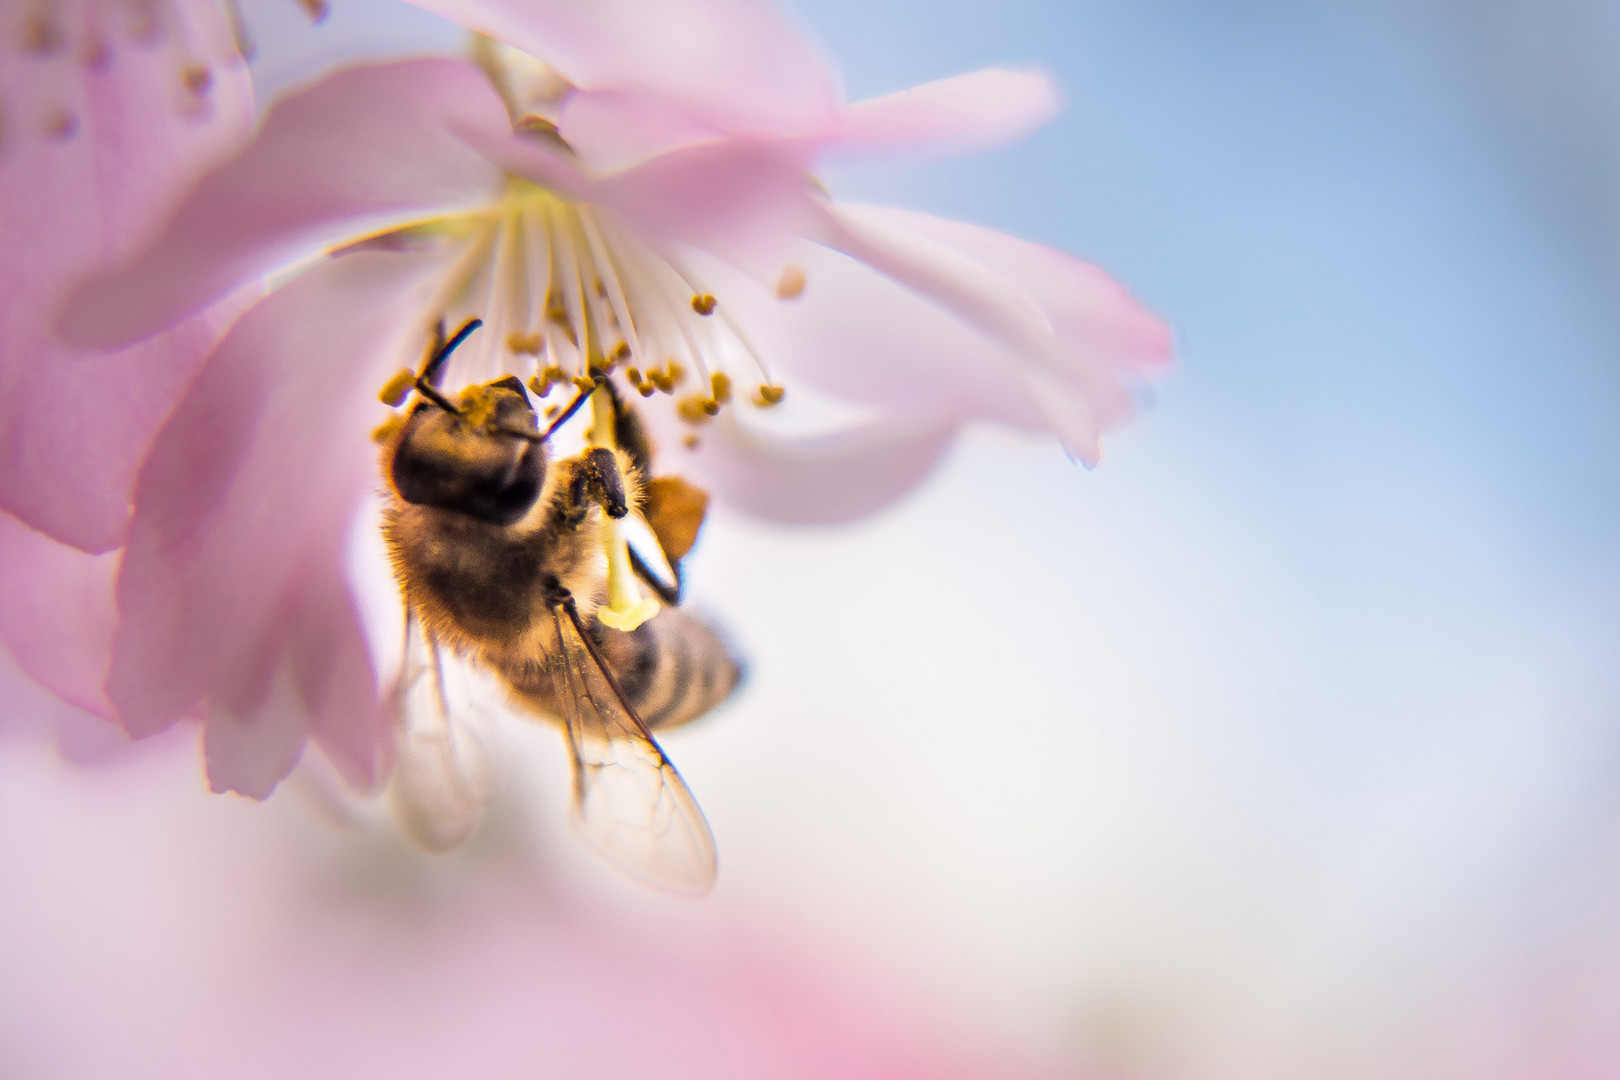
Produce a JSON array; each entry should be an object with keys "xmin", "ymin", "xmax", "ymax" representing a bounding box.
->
[
  {"xmin": 507, "ymin": 331, "xmax": 543, "ymax": 355},
  {"xmin": 571, "ymin": 375, "xmax": 596, "ymax": 391},
  {"xmin": 754, "ymin": 384, "xmax": 786, "ymax": 407},
  {"xmin": 527, "ymin": 374, "xmax": 553, "ymax": 398},
  {"xmin": 665, "ymin": 360, "xmax": 686, "ymax": 385},
  {"xmin": 378, "ymin": 368, "xmax": 416, "ymax": 407},
  {"xmin": 626, "ymin": 366, "xmax": 643, "ymax": 385},
  {"xmin": 690, "ymin": 294, "xmax": 717, "ymax": 316},
  {"xmin": 647, "ymin": 370, "xmax": 675, "ymax": 393},
  {"xmin": 677, "ymin": 395, "xmax": 716, "ymax": 424},
  {"xmin": 683, "ymin": 434, "xmax": 700, "ymax": 449},
  {"xmin": 371, "ymin": 414, "xmax": 406, "ymax": 444},
  {"xmin": 542, "ymin": 364, "xmax": 565, "ymax": 384},
  {"xmin": 613, "ymin": 342, "xmax": 631, "ymax": 362},
  {"xmin": 709, "ymin": 371, "xmax": 732, "ymax": 404},
  {"xmin": 775, "ymin": 263, "xmax": 806, "ymax": 300},
  {"xmin": 637, "ymin": 384, "xmax": 656, "ymax": 398}
]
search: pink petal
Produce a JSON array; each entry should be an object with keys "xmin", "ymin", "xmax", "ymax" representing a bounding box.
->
[
  {"xmin": 871, "ymin": 205, "xmax": 1174, "ymax": 393},
  {"xmin": 815, "ymin": 203, "xmax": 1170, "ymax": 462},
  {"xmin": 61, "ymin": 59, "xmax": 508, "ymax": 349},
  {"xmin": 598, "ymin": 141, "xmax": 821, "ymax": 278},
  {"xmin": 657, "ymin": 412, "xmax": 961, "ymax": 525},
  {"xmin": 402, "ymin": 0, "xmax": 839, "ymax": 158},
  {"xmin": 462, "ymin": 127, "xmax": 819, "ymax": 278},
  {"xmin": 0, "ymin": 298, "xmax": 247, "ymax": 553},
  {"xmin": 0, "ymin": 0, "xmax": 254, "ymax": 550},
  {"xmin": 109, "ymin": 250, "xmax": 446, "ymax": 796},
  {"xmin": 0, "ymin": 510, "xmax": 118, "ymax": 719},
  {"xmin": 831, "ymin": 68, "xmax": 1063, "ymax": 158},
  {"xmin": 692, "ymin": 246, "xmax": 1057, "ymax": 433},
  {"xmin": 294, "ymin": 553, "xmax": 393, "ymax": 791}
]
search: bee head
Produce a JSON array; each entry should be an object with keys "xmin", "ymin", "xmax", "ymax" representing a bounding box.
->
[{"xmin": 390, "ymin": 376, "xmax": 548, "ymax": 526}]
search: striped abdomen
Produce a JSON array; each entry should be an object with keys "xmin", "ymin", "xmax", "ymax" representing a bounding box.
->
[{"xmin": 594, "ymin": 607, "xmax": 743, "ymax": 732}]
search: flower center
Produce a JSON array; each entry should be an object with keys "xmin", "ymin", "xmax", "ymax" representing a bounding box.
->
[{"xmin": 406, "ymin": 181, "xmax": 786, "ymax": 446}]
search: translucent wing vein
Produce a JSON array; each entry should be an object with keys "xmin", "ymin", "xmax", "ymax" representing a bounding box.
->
[{"xmin": 549, "ymin": 603, "xmax": 717, "ymax": 896}]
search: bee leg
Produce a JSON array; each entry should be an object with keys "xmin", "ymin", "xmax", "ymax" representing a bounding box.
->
[
  {"xmin": 627, "ymin": 544, "xmax": 682, "ymax": 606},
  {"xmin": 569, "ymin": 447, "xmax": 629, "ymax": 519}
]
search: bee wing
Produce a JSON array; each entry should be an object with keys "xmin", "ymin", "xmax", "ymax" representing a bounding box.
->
[
  {"xmin": 388, "ymin": 609, "xmax": 499, "ymax": 851},
  {"xmin": 547, "ymin": 603, "xmax": 717, "ymax": 896}
]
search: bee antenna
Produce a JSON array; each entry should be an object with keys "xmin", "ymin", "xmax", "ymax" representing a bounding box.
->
[
  {"xmin": 541, "ymin": 375, "xmax": 605, "ymax": 441},
  {"xmin": 421, "ymin": 318, "xmax": 483, "ymax": 386},
  {"xmin": 409, "ymin": 317, "xmax": 484, "ymax": 416}
]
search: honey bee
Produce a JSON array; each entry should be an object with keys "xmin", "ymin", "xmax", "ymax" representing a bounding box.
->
[{"xmin": 378, "ymin": 319, "xmax": 741, "ymax": 895}]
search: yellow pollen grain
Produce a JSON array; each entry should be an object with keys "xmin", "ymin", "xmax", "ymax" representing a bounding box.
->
[
  {"xmin": 690, "ymin": 294, "xmax": 717, "ymax": 316},
  {"xmin": 775, "ymin": 263, "xmax": 807, "ymax": 300},
  {"xmin": 709, "ymin": 372, "xmax": 731, "ymax": 404},
  {"xmin": 754, "ymin": 384, "xmax": 786, "ymax": 407},
  {"xmin": 378, "ymin": 368, "xmax": 416, "ymax": 407},
  {"xmin": 677, "ymin": 395, "xmax": 716, "ymax": 424}
]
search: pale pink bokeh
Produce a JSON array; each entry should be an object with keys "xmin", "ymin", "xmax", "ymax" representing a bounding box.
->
[{"xmin": 0, "ymin": 716, "xmax": 1066, "ymax": 1080}]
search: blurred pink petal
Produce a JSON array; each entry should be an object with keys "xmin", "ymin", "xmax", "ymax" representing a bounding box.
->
[
  {"xmin": 0, "ymin": 511, "xmax": 117, "ymax": 719},
  {"xmin": 0, "ymin": 742, "xmax": 1059, "ymax": 1080},
  {"xmin": 406, "ymin": 0, "xmax": 839, "ymax": 154},
  {"xmin": 665, "ymin": 414, "xmax": 962, "ymax": 525},
  {"xmin": 831, "ymin": 68, "xmax": 1063, "ymax": 158},
  {"xmin": 0, "ymin": 0, "xmax": 253, "ymax": 551},
  {"xmin": 61, "ymin": 59, "xmax": 507, "ymax": 348},
  {"xmin": 108, "ymin": 251, "xmax": 442, "ymax": 793}
]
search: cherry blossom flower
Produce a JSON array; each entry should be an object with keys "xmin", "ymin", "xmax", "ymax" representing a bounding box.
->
[{"xmin": 51, "ymin": 29, "xmax": 1165, "ymax": 800}]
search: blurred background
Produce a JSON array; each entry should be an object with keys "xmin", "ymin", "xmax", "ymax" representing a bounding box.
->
[{"xmin": 5, "ymin": 0, "xmax": 1620, "ymax": 1076}]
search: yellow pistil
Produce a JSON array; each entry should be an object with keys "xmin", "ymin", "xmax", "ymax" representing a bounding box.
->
[{"xmin": 589, "ymin": 387, "xmax": 658, "ymax": 632}]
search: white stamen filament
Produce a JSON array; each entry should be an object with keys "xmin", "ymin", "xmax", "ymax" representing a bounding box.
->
[{"xmin": 403, "ymin": 181, "xmax": 785, "ymax": 431}]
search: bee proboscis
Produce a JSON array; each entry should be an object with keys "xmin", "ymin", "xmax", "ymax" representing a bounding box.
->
[{"xmin": 380, "ymin": 319, "xmax": 740, "ymax": 895}]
